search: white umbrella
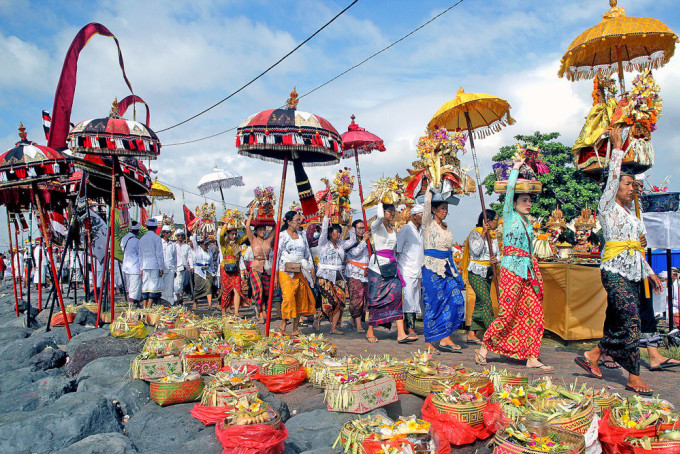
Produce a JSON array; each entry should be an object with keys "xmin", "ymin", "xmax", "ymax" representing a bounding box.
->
[{"xmin": 197, "ymin": 165, "xmax": 244, "ymax": 208}]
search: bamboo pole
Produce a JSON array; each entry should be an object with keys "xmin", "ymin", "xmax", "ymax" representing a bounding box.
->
[
  {"xmin": 354, "ymin": 152, "xmax": 372, "ymax": 256},
  {"xmin": 265, "ymin": 152, "xmax": 289, "ymax": 337},
  {"xmin": 7, "ymin": 211, "xmax": 19, "ymax": 317},
  {"xmin": 14, "ymin": 220, "xmax": 23, "ymax": 300}
]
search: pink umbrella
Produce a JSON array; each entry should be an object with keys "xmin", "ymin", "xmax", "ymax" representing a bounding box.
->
[{"xmin": 340, "ymin": 115, "xmax": 385, "ymax": 229}]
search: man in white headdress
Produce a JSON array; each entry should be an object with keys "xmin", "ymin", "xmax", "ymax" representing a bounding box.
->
[
  {"xmin": 139, "ymin": 218, "xmax": 165, "ymax": 308},
  {"xmin": 174, "ymin": 229, "xmax": 193, "ymax": 304},
  {"xmin": 32, "ymin": 238, "xmax": 48, "ymax": 289},
  {"xmin": 396, "ymin": 204, "xmax": 424, "ymax": 337},
  {"xmin": 160, "ymin": 225, "xmax": 177, "ymax": 304},
  {"xmin": 121, "ymin": 222, "xmax": 142, "ymax": 306}
]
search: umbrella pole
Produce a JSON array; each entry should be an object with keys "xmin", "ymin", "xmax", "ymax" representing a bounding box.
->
[
  {"xmin": 464, "ymin": 111, "xmax": 500, "ymax": 296},
  {"xmin": 265, "ymin": 152, "xmax": 289, "ymax": 337},
  {"xmin": 14, "ymin": 222, "xmax": 23, "ymax": 300},
  {"xmin": 615, "ymin": 46, "xmax": 626, "ymax": 95},
  {"xmin": 110, "ymin": 157, "xmax": 118, "ymax": 323},
  {"xmin": 7, "ymin": 210, "xmax": 19, "ymax": 317},
  {"xmin": 33, "ymin": 186, "xmax": 71, "ymax": 340},
  {"xmin": 38, "ymin": 238, "xmax": 43, "ymax": 311},
  {"xmin": 354, "ymin": 152, "xmax": 372, "ymax": 255},
  {"xmin": 219, "ymin": 186, "xmax": 227, "ymax": 212}
]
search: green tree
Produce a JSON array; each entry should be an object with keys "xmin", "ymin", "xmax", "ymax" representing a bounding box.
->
[{"xmin": 482, "ymin": 131, "xmax": 602, "ymax": 221}]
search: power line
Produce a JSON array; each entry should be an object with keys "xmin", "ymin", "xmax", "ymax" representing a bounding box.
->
[
  {"xmin": 159, "ymin": 181, "xmax": 248, "ymax": 209},
  {"xmin": 162, "ymin": 0, "xmax": 467, "ymax": 147},
  {"xmin": 156, "ymin": 0, "xmax": 359, "ymax": 133}
]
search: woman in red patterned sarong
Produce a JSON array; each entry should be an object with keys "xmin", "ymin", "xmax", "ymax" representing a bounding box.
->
[
  {"xmin": 245, "ymin": 205, "xmax": 275, "ymax": 323},
  {"xmin": 219, "ymin": 223, "xmax": 249, "ymax": 317},
  {"xmin": 475, "ymin": 157, "xmax": 553, "ymax": 371}
]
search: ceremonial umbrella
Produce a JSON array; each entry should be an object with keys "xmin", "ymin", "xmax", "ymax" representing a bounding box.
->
[
  {"xmin": 427, "ymin": 87, "xmax": 516, "ymax": 294},
  {"xmin": 68, "ymin": 99, "xmax": 160, "ymax": 326},
  {"xmin": 558, "ymin": 0, "xmax": 678, "ymax": 92},
  {"xmin": 149, "ymin": 178, "xmax": 174, "ymax": 216},
  {"xmin": 197, "ymin": 166, "xmax": 244, "ymax": 210},
  {"xmin": 236, "ymin": 88, "xmax": 341, "ymax": 335},
  {"xmin": 0, "ymin": 124, "xmax": 74, "ymax": 337},
  {"xmin": 340, "ymin": 114, "xmax": 385, "ymax": 231}
]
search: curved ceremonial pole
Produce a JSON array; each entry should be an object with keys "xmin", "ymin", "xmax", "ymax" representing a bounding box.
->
[
  {"xmin": 264, "ymin": 152, "xmax": 289, "ymax": 337},
  {"xmin": 464, "ymin": 111, "xmax": 500, "ymax": 296},
  {"xmin": 33, "ymin": 186, "xmax": 71, "ymax": 340},
  {"xmin": 7, "ymin": 214, "xmax": 19, "ymax": 317},
  {"xmin": 110, "ymin": 159, "xmax": 117, "ymax": 323}
]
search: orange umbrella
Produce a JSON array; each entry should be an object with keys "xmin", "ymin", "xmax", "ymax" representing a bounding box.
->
[{"xmin": 558, "ymin": 0, "xmax": 678, "ymax": 91}]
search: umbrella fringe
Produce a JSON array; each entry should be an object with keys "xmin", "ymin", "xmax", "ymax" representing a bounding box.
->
[
  {"xmin": 561, "ymin": 54, "xmax": 672, "ymax": 82},
  {"xmin": 237, "ymin": 147, "xmax": 339, "ymax": 167},
  {"xmin": 428, "ymin": 98, "xmax": 514, "ymax": 133},
  {"xmin": 197, "ymin": 178, "xmax": 245, "ymax": 194},
  {"xmin": 470, "ymin": 115, "xmax": 515, "ymax": 140}
]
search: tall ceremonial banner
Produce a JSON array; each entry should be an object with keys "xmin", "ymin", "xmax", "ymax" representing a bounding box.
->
[{"xmin": 89, "ymin": 209, "xmax": 108, "ymax": 263}]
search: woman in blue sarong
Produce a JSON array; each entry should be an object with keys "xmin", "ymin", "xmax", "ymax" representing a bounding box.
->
[{"xmin": 422, "ymin": 189, "xmax": 465, "ymax": 353}]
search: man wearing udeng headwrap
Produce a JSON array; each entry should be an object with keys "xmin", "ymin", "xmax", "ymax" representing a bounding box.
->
[{"xmin": 396, "ymin": 204, "xmax": 424, "ymax": 338}]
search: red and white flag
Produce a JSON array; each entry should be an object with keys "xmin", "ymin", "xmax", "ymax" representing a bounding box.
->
[{"xmin": 49, "ymin": 211, "xmax": 68, "ymax": 236}]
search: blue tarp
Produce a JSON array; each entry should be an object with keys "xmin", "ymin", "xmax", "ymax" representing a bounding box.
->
[{"xmin": 649, "ymin": 249, "xmax": 680, "ymax": 275}]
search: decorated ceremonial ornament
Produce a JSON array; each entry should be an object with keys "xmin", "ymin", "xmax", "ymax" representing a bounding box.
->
[
  {"xmin": 221, "ymin": 208, "xmax": 245, "ymax": 231},
  {"xmin": 249, "ymin": 186, "xmax": 277, "ymax": 227}
]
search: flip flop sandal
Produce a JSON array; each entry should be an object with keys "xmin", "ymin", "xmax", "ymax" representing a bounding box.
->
[
  {"xmin": 330, "ymin": 330, "xmax": 345, "ymax": 335},
  {"xmin": 574, "ymin": 357, "xmax": 603, "ymax": 379},
  {"xmin": 437, "ymin": 344, "xmax": 463, "ymax": 354},
  {"xmin": 625, "ymin": 385, "xmax": 653, "ymax": 396},
  {"xmin": 466, "ymin": 339, "xmax": 482, "ymax": 344},
  {"xmin": 599, "ymin": 359, "xmax": 621, "ymax": 369},
  {"xmin": 398, "ymin": 337, "xmax": 417, "ymax": 344},
  {"xmin": 474, "ymin": 350, "xmax": 487, "ymax": 365},
  {"xmin": 366, "ymin": 336, "xmax": 379, "ymax": 343},
  {"xmin": 649, "ymin": 359, "xmax": 680, "ymax": 371}
]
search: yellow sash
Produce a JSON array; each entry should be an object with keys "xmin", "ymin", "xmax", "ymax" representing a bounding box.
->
[
  {"xmin": 601, "ymin": 240, "xmax": 644, "ymax": 263},
  {"xmin": 460, "ymin": 227, "xmax": 496, "ymax": 282}
]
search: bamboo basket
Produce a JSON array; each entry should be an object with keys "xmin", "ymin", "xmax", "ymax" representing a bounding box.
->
[
  {"xmin": 146, "ymin": 313, "xmax": 161, "ymax": 326},
  {"xmin": 537, "ymin": 399, "xmax": 595, "ymax": 435},
  {"xmin": 493, "ymin": 427, "xmax": 585, "ymax": 454},
  {"xmin": 404, "ymin": 370, "xmax": 456, "ymax": 397},
  {"xmin": 225, "ymin": 358, "xmax": 262, "ymax": 370},
  {"xmin": 150, "ymin": 377, "xmax": 204, "ymax": 406},
  {"xmin": 499, "ymin": 375, "xmax": 528, "ymax": 388},
  {"xmin": 381, "ymin": 364, "xmax": 407, "ymax": 387},
  {"xmin": 339, "ymin": 423, "xmax": 369, "ymax": 454},
  {"xmin": 132, "ymin": 356, "xmax": 183, "ymax": 380},
  {"xmin": 203, "ymin": 386, "xmax": 258, "ymax": 407},
  {"xmin": 183, "ymin": 353, "xmax": 223, "ymax": 375},
  {"xmin": 593, "ymin": 394, "xmax": 618, "ymax": 416},
  {"xmin": 260, "ymin": 357, "xmax": 300, "ymax": 376},
  {"xmin": 221, "ymin": 409, "xmax": 281, "ymax": 430},
  {"xmin": 312, "ymin": 364, "xmax": 357, "ymax": 389},
  {"xmin": 199, "ymin": 329, "xmax": 223, "ymax": 340},
  {"xmin": 171, "ymin": 326, "xmax": 200, "ymax": 340},
  {"xmin": 430, "ymin": 394, "xmax": 489, "ymax": 427},
  {"xmin": 143, "ymin": 336, "xmax": 188, "ymax": 356}
]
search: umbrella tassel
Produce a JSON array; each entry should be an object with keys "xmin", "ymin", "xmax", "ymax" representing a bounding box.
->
[{"xmin": 235, "ymin": 134, "xmax": 241, "ymax": 147}]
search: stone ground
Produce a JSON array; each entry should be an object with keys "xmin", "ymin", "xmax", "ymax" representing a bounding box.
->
[{"xmin": 0, "ymin": 279, "xmax": 678, "ymax": 453}]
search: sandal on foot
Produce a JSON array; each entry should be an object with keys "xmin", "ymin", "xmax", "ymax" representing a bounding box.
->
[
  {"xmin": 527, "ymin": 363, "xmax": 554, "ymax": 371},
  {"xmin": 474, "ymin": 349, "xmax": 487, "ymax": 365},
  {"xmin": 466, "ymin": 339, "xmax": 482, "ymax": 344},
  {"xmin": 397, "ymin": 336, "xmax": 418, "ymax": 344},
  {"xmin": 330, "ymin": 330, "xmax": 345, "ymax": 335},
  {"xmin": 599, "ymin": 359, "xmax": 621, "ymax": 369},
  {"xmin": 366, "ymin": 336, "xmax": 379, "ymax": 343},
  {"xmin": 438, "ymin": 344, "xmax": 463, "ymax": 354},
  {"xmin": 649, "ymin": 358, "xmax": 680, "ymax": 371},
  {"xmin": 625, "ymin": 384, "xmax": 653, "ymax": 396},
  {"xmin": 574, "ymin": 357, "xmax": 602, "ymax": 379}
]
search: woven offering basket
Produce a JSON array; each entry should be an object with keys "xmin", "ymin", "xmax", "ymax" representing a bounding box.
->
[
  {"xmin": 429, "ymin": 376, "xmax": 491, "ymax": 395},
  {"xmin": 132, "ymin": 356, "xmax": 182, "ymax": 380},
  {"xmin": 404, "ymin": 370, "xmax": 456, "ymax": 397},
  {"xmin": 381, "ymin": 364, "xmax": 407, "ymax": 386},
  {"xmin": 339, "ymin": 423, "xmax": 369, "ymax": 454},
  {"xmin": 199, "ymin": 329, "xmax": 223, "ymax": 340},
  {"xmin": 183, "ymin": 354, "xmax": 223, "ymax": 375},
  {"xmin": 150, "ymin": 377, "xmax": 204, "ymax": 406},
  {"xmin": 221, "ymin": 409, "xmax": 281, "ymax": 430},
  {"xmin": 171, "ymin": 326, "xmax": 200, "ymax": 340},
  {"xmin": 494, "ymin": 180, "xmax": 542, "ymax": 194},
  {"xmin": 499, "ymin": 375, "xmax": 528, "ymax": 388},
  {"xmin": 145, "ymin": 313, "xmax": 161, "ymax": 326},
  {"xmin": 312, "ymin": 364, "xmax": 357, "ymax": 389},
  {"xmin": 203, "ymin": 386, "xmax": 258, "ymax": 407},
  {"xmin": 593, "ymin": 394, "xmax": 618, "ymax": 416},
  {"xmin": 226, "ymin": 358, "xmax": 262, "ymax": 370},
  {"xmin": 431, "ymin": 394, "xmax": 489, "ymax": 427},
  {"xmin": 260, "ymin": 357, "xmax": 300, "ymax": 376},
  {"xmin": 537, "ymin": 399, "xmax": 595, "ymax": 435},
  {"xmin": 493, "ymin": 427, "xmax": 585, "ymax": 454},
  {"xmin": 144, "ymin": 337, "xmax": 187, "ymax": 356}
]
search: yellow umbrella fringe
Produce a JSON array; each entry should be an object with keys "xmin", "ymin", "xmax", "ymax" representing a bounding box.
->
[
  {"xmin": 560, "ymin": 53, "xmax": 672, "ymax": 81},
  {"xmin": 427, "ymin": 98, "xmax": 514, "ymax": 131}
]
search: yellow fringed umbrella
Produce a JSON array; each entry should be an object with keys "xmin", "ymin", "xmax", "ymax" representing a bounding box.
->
[
  {"xmin": 426, "ymin": 87, "xmax": 515, "ymax": 139},
  {"xmin": 558, "ymin": 0, "xmax": 678, "ymax": 91},
  {"xmin": 427, "ymin": 86, "xmax": 516, "ymax": 296},
  {"xmin": 149, "ymin": 179, "xmax": 174, "ymax": 200}
]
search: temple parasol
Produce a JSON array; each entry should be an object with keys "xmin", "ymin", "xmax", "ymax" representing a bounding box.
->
[
  {"xmin": 558, "ymin": 0, "xmax": 678, "ymax": 92},
  {"xmin": 197, "ymin": 166, "xmax": 244, "ymax": 209},
  {"xmin": 0, "ymin": 123, "xmax": 74, "ymax": 337},
  {"xmin": 427, "ymin": 87, "xmax": 516, "ymax": 294},
  {"xmin": 149, "ymin": 178, "xmax": 174, "ymax": 215},
  {"xmin": 235, "ymin": 88, "xmax": 341, "ymax": 335},
  {"xmin": 340, "ymin": 114, "xmax": 385, "ymax": 234}
]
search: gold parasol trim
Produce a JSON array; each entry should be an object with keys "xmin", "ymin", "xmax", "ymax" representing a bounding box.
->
[
  {"xmin": 427, "ymin": 87, "xmax": 515, "ymax": 139},
  {"xmin": 558, "ymin": 1, "xmax": 678, "ymax": 81}
]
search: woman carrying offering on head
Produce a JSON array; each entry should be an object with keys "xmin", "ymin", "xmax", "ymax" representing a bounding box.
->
[
  {"xmin": 476, "ymin": 156, "xmax": 553, "ymax": 371},
  {"xmin": 245, "ymin": 205, "xmax": 275, "ymax": 324},
  {"xmin": 342, "ymin": 219, "xmax": 370, "ymax": 332},
  {"xmin": 314, "ymin": 203, "xmax": 348, "ymax": 334},
  {"xmin": 421, "ymin": 183, "xmax": 465, "ymax": 353},
  {"xmin": 277, "ymin": 211, "xmax": 316, "ymax": 336},
  {"xmin": 219, "ymin": 223, "xmax": 249, "ymax": 317},
  {"xmin": 365, "ymin": 203, "xmax": 414, "ymax": 344},
  {"xmin": 575, "ymin": 128, "xmax": 663, "ymax": 395},
  {"xmin": 461, "ymin": 209, "xmax": 500, "ymax": 344}
]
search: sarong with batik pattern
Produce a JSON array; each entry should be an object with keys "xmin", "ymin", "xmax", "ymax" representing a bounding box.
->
[
  {"xmin": 422, "ymin": 267, "xmax": 465, "ymax": 343},
  {"xmin": 221, "ymin": 268, "xmax": 250, "ymax": 308},
  {"xmin": 317, "ymin": 274, "xmax": 348, "ymax": 321},
  {"xmin": 482, "ymin": 248, "xmax": 544, "ymax": 359},
  {"xmin": 367, "ymin": 269, "xmax": 403, "ymax": 327},
  {"xmin": 599, "ymin": 270, "xmax": 641, "ymax": 375},
  {"xmin": 468, "ymin": 273, "xmax": 495, "ymax": 332},
  {"xmin": 348, "ymin": 277, "xmax": 368, "ymax": 319}
]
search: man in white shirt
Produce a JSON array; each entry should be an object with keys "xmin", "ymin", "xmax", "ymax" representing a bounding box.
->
[
  {"xmin": 174, "ymin": 230, "xmax": 193, "ymax": 304},
  {"xmin": 139, "ymin": 218, "xmax": 165, "ymax": 308},
  {"xmin": 32, "ymin": 239, "xmax": 48, "ymax": 290},
  {"xmin": 396, "ymin": 204, "xmax": 424, "ymax": 337},
  {"xmin": 121, "ymin": 222, "xmax": 142, "ymax": 306},
  {"xmin": 160, "ymin": 225, "xmax": 177, "ymax": 304}
]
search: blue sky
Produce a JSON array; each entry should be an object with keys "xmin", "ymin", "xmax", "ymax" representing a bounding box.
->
[{"xmin": 1, "ymin": 0, "xmax": 679, "ymax": 246}]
